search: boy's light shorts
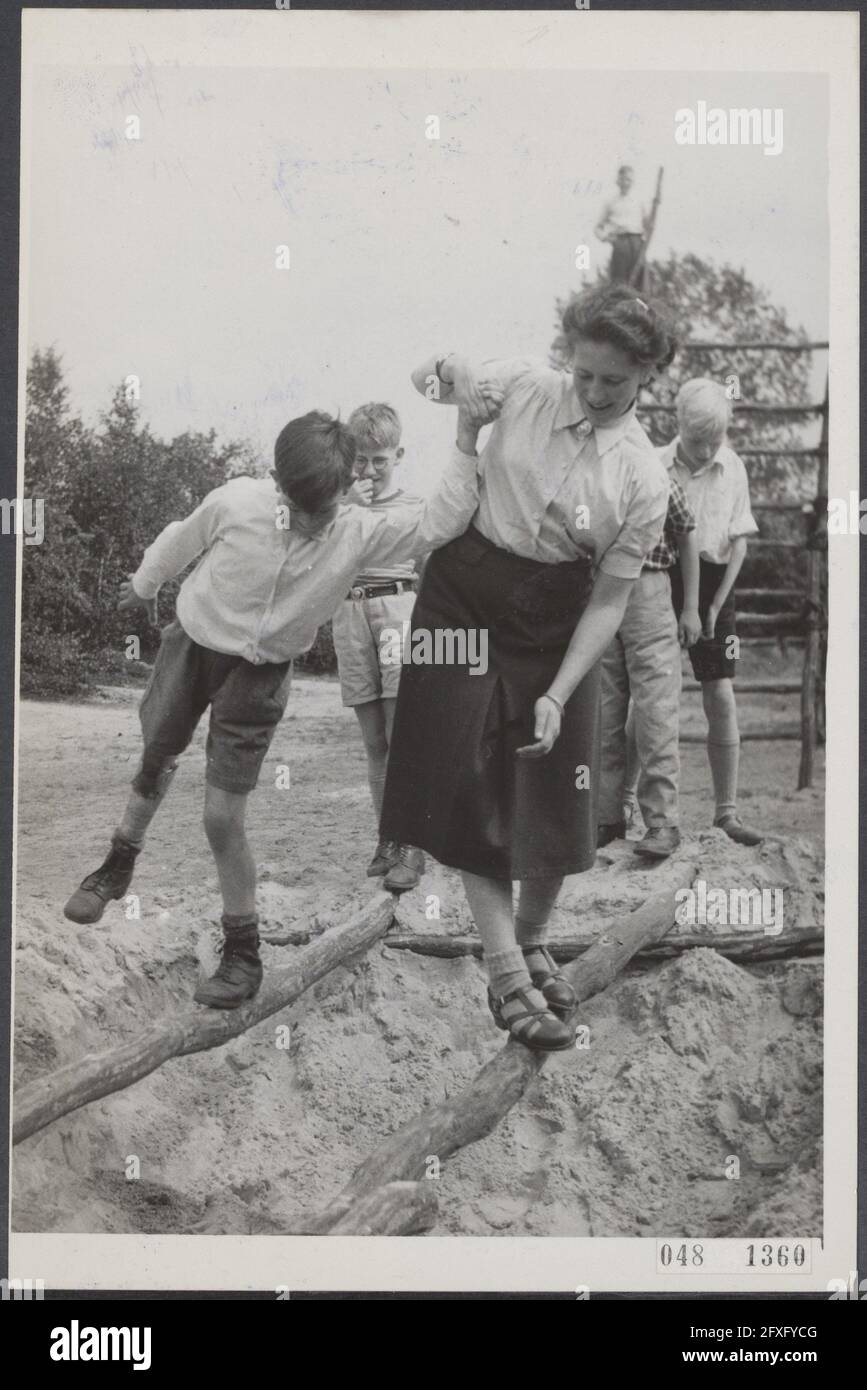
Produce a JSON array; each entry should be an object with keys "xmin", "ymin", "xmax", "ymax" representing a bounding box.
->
[
  {"xmin": 332, "ymin": 589, "xmax": 417, "ymax": 706},
  {"xmin": 133, "ymin": 619, "xmax": 292, "ymax": 796}
]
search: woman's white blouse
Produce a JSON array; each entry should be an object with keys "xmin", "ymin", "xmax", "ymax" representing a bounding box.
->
[{"xmin": 472, "ymin": 358, "xmax": 670, "ymax": 578}]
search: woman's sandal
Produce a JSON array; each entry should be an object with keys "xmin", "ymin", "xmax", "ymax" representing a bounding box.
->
[
  {"xmin": 521, "ymin": 946, "xmax": 577, "ymax": 1020},
  {"xmin": 487, "ymin": 984, "xmax": 576, "ymax": 1052}
]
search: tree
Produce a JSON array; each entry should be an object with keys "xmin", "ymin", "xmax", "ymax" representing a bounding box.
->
[
  {"xmin": 21, "ymin": 349, "xmax": 263, "ymax": 695},
  {"xmin": 22, "ymin": 349, "xmax": 94, "ymax": 692},
  {"xmin": 551, "ymin": 252, "xmax": 815, "ymax": 494},
  {"xmin": 550, "ymin": 252, "xmax": 820, "ymax": 593}
]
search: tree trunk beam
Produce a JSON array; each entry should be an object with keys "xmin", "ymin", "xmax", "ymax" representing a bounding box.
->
[
  {"xmin": 681, "ymin": 729, "xmax": 800, "ymax": 741},
  {"xmin": 294, "ymin": 1181, "xmax": 438, "ymax": 1236},
  {"xmin": 13, "ymin": 892, "xmax": 395, "ymax": 1145},
  {"xmin": 381, "ymin": 926, "xmax": 822, "ymax": 964},
  {"xmin": 300, "ymin": 865, "xmax": 697, "ymax": 1235}
]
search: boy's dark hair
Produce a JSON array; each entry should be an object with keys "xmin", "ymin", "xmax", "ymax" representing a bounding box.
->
[
  {"xmin": 562, "ymin": 282, "xmax": 678, "ymax": 372},
  {"xmin": 274, "ymin": 411, "xmax": 356, "ymax": 513}
]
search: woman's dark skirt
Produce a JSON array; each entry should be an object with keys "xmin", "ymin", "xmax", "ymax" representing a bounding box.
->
[{"xmin": 379, "ymin": 525, "xmax": 601, "ymax": 880}]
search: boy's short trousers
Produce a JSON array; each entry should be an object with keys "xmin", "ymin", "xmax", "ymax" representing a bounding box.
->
[
  {"xmin": 332, "ymin": 588, "xmax": 417, "ymax": 706},
  {"xmin": 133, "ymin": 619, "xmax": 292, "ymax": 796},
  {"xmin": 670, "ymin": 559, "xmax": 737, "ymax": 682}
]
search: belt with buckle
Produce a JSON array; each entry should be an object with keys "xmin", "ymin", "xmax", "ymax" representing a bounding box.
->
[{"xmin": 347, "ymin": 580, "xmax": 416, "ymax": 601}]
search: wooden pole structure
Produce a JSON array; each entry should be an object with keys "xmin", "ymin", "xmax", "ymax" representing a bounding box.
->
[
  {"xmin": 629, "ymin": 165, "xmax": 663, "ymax": 290},
  {"xmin": 380, "ymin": 925, "xmax": 822, "ymax": 965},
  {"xmin": 13, "ymin": 892, "xmax": 395, "ymax": 1145},
  {"xmin": 291, "ymin": 864, "xmax": 696, "ymax": 1235},
  {"xmin": 798, "ymin": 373, "xmax": 828, "ymax": 789},
  {"xmin": 325, "ymin": 1182, "xmax": 439, "ymax": 1237}
]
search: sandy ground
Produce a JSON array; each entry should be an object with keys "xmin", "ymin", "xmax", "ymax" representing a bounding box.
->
[{"xmin": 13, "ymin": 664, "xmax": 824, "ymax": 1238}]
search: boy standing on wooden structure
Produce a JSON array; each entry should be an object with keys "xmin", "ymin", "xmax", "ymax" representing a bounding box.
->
[
  {"xmin": 331, "ymin": 402, "xmax": 426, "ymax": 891},
  {"xmin": 597, "ymin": 469, "xmax": 701, "ymax": 858},
  {"xmin": 62, "ymin": 410, "xmax": 485, "ymax": 1008},
  {"xmin": 655, "ymin": 378, "xmax": 763, "ymax": 845},
  {"xmin": 595, "ymin": 165, "xmax": 650, "ymax": 287}
]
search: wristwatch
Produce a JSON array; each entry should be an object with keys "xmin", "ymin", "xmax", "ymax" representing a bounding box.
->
[{"xmin": 435, "ymin": 353, "xmax": 457, "ymax": 384}]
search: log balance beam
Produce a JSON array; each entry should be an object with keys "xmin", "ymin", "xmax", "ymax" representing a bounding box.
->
[
  {"xmin": 290, "ymin": 862, "xmax": 697, "ymax": 1235},
  {"xmin": 13, "ymin": 891, "xmax": 395, "ymax": 1145}
]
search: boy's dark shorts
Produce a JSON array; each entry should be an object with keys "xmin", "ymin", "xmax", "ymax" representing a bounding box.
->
[
  {"xmin": 670, "ymin": 559, "xmax": 737, "ymax": 683},
  {"xmin": 133, "ymin": 620, "xmax": 292, "ymax": 797}
]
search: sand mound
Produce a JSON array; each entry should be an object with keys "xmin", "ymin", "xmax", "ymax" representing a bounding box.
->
[{"xmin": 13, "ymin": 830, "xmax": 823, "ymax": 1238}]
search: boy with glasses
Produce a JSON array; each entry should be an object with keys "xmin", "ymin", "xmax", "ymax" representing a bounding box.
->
[{"xmin": 331, "ymin": 403, "xmax": 426, "ymax": 890}]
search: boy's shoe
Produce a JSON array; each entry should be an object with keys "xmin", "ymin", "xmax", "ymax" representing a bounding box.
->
[
  {"xmin": 194, "ymin": 924, "xmax": 263, "ymax": 1010},
  {"xmin": 634, "ymin": 826, "xmax": 681, "ymax": 860},
  {"xmin": 597, "ymin": 821, "xmax": 626, "ymax": 849},
  {"xmin": 366, "ymin": 839, "xmax": 400, "ymax": 877},
  {"xmin": 715, "ymin": 814, "xmax": 763, "ymax": 847},
  {"xmin": 521, "ymin": 945, "xmax": 576, "ymax": 1019},
  {"xmin": 383, "ymin": 844, "xmax": 425, "ymax": 893},
  {"xmin": 63, "ymin": 835, "xmax": 140, "ymax": 924}
]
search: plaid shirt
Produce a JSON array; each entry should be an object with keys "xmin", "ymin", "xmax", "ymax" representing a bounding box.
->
[{"xmin": 642, "ymin": 475, "xmax": 695, "ymax": 571}]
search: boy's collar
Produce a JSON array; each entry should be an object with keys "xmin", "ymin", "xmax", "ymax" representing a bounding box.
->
[
  {"xmin": 271, "ymin": 479, "xmax": 339, "ymax": 543},
  {"xmin": 672, "ymin": 435, "xmax": 725, "ymax": 475}
]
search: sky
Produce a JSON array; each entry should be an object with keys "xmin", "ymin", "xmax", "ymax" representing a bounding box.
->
[{"xmin": 24, "ymin": 62, "xmax": 828, "ymax": 495}]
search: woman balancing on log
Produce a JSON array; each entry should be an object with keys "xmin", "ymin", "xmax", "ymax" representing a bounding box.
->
[{"xmin": 379, "ymin": 283, "xmax": 678, "ymax": 1051}]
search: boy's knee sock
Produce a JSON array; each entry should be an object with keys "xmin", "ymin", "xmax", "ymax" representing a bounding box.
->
[
  {"xmin": 486, "ymin": 946, "xmax": 533, "ymax": 1001},
  {"xmin": 221, "ymin": 911, "xmax": 261, "ymax": 954},
  {"xmin": 707, "ymin": 739, "xmax": 740, "ymax": 822},
  {"xmin": 112, "ymin": 828, "xmax": 144, "ymax": 854}
]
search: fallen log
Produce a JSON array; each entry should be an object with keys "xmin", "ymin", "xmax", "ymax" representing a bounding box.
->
[
  {"xmin": 380, "ymin": 926, "xmax": 823, "ymax": 964},
  {"xmin": 298, "ymin": 863, "xmax": 696, "ymax": 1234},
  {"xmin": 325, "ymin": 1181, "xmax": 438, "ymax": 1236},
  {"xmin": 681, "ymin": 729, "xmax": 800, "ymax": 741},
  {"xmin": 14, "ymin": 892, "xmax": 395, "ymax": 1145}
]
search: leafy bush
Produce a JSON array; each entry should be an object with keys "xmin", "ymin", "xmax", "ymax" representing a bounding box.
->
[
  {"xmin": 19, "ymin": 624, "xmax": 87, "ymax": 699},
  {"xmin": 295, "ymin": 620, "xmax": 337, "ymax": 675},
  {"xmin": 22, "ymin": 348, "xmax": 264, "ymax": 691}
]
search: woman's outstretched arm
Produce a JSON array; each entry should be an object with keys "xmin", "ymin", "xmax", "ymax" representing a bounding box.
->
[
  {"xmin": 411, "ymin": 353, "xmax": 502, "ymax": 421},
  {"xmin": 518, "ymin": 571, "xmax": 636, "ymax": 758}
]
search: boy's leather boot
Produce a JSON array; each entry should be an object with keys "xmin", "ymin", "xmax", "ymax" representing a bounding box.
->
[
  {"xmin": 64, "ymin": 834, "xmax": 140, "ymax": 924},
  {"xmin": 383, "ymin": 844, "xmax": 425, "ymax": 893},
  {"xmin": 194, "ymin": 916, "xmax": 263, "ymax": 1010}
]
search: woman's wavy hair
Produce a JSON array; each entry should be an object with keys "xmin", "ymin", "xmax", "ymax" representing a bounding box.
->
[{"xmin": 561, "ymin": 282, "xmax": 678, "ymax": 373}]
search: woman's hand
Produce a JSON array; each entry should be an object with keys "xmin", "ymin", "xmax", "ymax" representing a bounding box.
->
[
  {"xmin": 452, "ymin": 359, "xmax": 503, "ymax": 424},
  {"xmin": 679, "ymin": 607, "xmax": 702, "ymax": 647},
  {"xmin": 517, "ymin": 695, "xmax": 562, "ymax": 759},
  {"xmin": 118, "ymin": 576, "xmax": 157, "ymax": 623},
  {"xmin": 456, "ymin": 383, "xmax": 504, "ymax": 450}
]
